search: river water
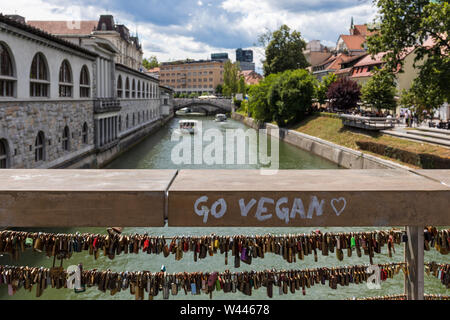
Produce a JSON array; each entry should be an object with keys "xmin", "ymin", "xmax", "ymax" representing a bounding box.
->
[{"xmin": 0, "ymin": 116, "xmax": 447, "ymax": 300}]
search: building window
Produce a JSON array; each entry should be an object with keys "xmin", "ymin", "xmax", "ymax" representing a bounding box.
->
[
  {"xmin": 132, "ymin": 79, "xmax": 136, "ymax": 98},
  {"xmin": 30, "ymin": 53, "xmax": 49, "ymax": 97},
  {"xmin": 35, "ymin": 131, "xmax": 45, "ymax": 162},
  {"xmin": 147, "ymin": 83, "xmax": 149, "ymax": 98},
  {"xmin": 133, "ymin": 113, "xmax": 135, "ymax": 126},
  {"xmin": 82, "ymin": 122, "xmax": 88, "ymax": 144},
  {"xmin": 0, "ymin": 139, "xmax": 8, "ymax": 168},
  {"xmin": 117, "ymin": 75, "xmax": 123, "ymax": 98},
  {"xmin": 119, "ymin": 116, "xmax": 122, "ymax": 132},
  {"xmin": 62, "ymin": 126, "xmax": 70, "ymax": 151},
  {"xmin": 125, "ymin": 77, "xmax": 130, "ymax": 98},
  {"xmin": 0, "ymin": 43, "xmax": 15, "ymax": 97},
  {"xmin": 80, "ymin": 65, "xmax": 90, "ymax": 98},
  {"xmin": 126, "ymin": 114, "xmax": 129, "ymax": 129},
  {"xmin": 137, "ymin": 81, "xmax": 141, "ymax": 98},
  {"xmin": 59, "ymin": 60, "xmax": 72, "ymax": 97}
]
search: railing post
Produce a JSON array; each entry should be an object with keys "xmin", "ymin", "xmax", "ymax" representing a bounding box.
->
[{"xmin": 404, "ymin": 226, "xmax": 424, "ymax": 300}]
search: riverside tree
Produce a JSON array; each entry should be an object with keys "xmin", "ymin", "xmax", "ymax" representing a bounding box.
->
[
  {"xmin": 315, "ymin": 73, "xmax": 337, "ymax": 105},
  {"xmin": 248, "ymin": 74, "xmax": 279, "ymax": 122},
  {"xmin": 361, "ymin": 68, "xmax": 397, "ymax": 111},
  {"xmin": 261, "ymin": 25, "xmax": 309, "ymax": 76},
  {"xmin": 327, "ymin": 78, "xmax": 361, "ymax": 111},
  {"xmin": 223, "ymin": 60, "xmax": 240, "ymax": 97},
  {"xmin": 367, "ymin": 0, "xmax": 450, "ymax": 110},
  {"xmin": 268, "ymin": 69, "xmax": 316, "ymax": 127}
]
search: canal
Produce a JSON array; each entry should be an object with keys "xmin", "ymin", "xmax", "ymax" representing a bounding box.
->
[{"xmin": 0, "ymin": 116, "xmax": 447, "ymax": 300}]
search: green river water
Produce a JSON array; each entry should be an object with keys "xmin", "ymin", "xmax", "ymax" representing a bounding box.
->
[{"xmin": 0, "ymin": 116, "xmax": 447, "ymax": 300}]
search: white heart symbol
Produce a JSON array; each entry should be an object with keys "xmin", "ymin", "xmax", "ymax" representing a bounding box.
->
[{"xmin": 331, "ymin": 198, "xmax": 347, "ymax": 216}]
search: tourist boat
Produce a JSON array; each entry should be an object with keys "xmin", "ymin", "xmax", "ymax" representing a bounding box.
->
[
  {"xmin": 179, "ymin": 120, "xmax": 198, "ymax": 134},
  {"xmin": 215, "ymin": 114, "xmax": 227, "ymax": 122}
]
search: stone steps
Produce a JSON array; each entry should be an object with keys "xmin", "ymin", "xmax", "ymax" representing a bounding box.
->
[
  {"xmin": 406, "ymin": 129, "xmax": 450, "ymax": 141},
  {"xmin": 381, "ymin": 130, "xmax": 450, "ymax": 147},
  {"xmin": 416, "ymin": 127, "xmax": 450, "ymax": 136}
]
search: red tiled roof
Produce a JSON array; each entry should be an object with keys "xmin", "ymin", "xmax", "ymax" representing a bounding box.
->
[
  {"xmin": 240, "ymin": 70, "xmax": 263, "ymax": 85},
  {"xmin": 147, "ymin": 67, "xmax": 160, "ymax": 73},
  {"xmin": 340, "ymin": 35, "xmax": 366, "ymax": 50},
  {"xmin": 0, "ymin": 14, "xmax": 97, "ymax": 57},
  {"xmin": 353, "ymin": 53, "xmax": 385, "ymax": 67},
  {"xmin": 27, "ymin": 20, "xmax": 97, "ymax": 35},
  {"xmin": 353, "ymin": 24, "xmax": 377, "ymax": 37},
  {"xmin": 334, "ymin": 67, "xmax": 352, "ymax": 75}
]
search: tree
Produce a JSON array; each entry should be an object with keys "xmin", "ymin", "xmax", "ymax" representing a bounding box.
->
[
  {"xmin": 268, "ymin": 69, "xmax": 316, "ymax": 126},
  {"xmin": 367, "ymin": 0, "xmax": 450, "ymax": 110},
  {"xmin": 326, "ymin": 78, "xmax": 361, "ymax": 111},
  {"xmin": 238, "ymin": 76, "xmax": 246, "ymax": 96},
  {"xmin": 315, "ymin": 73, "xmax": 337, "ymax": 105},
  {"xmin": 142, "ymin": 56, "xmax": 159, "ymax": 70},
  {"xmin": 361, "ymin": 68, "xmax": 397, "ymax": 111},
  {"xmin": 223, "ymin": 60, "xmax": 240, "ymax": 96},
  {"xmin": 248, "ymin": 74, "xmax": 279, "ymax": 122},
  {"xmin": 262, "ymin": 25, "xmax": 309, "ymax": 76},
  {"xmin": 215, "ymin": 84, "xmax": 223, "ymax": 95}
]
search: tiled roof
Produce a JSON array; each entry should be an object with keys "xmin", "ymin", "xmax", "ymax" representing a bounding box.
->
[
  {"xmin": 147, "ymin": 67, "xmax": 160, "ymax": 73},
  {"xmin": 353, "ymin": 24, "xmax": 377, "ymax": 37},
  {"xmin": 353, "ymin": 53, "xmax": 385, "ymax": 67},
  {"xmin": 334, "ymin": 67, "xmax": 352, "ymax": 75},
  {"xmin": 240, "ymin": 70, "xmax": 263, "ymax": 85},
  {"xmin": 340, "ymin": 35, "xmax": 366, "ymax": 50},
  {"xmin": 27, "ymin": 20, "xmax": 97, "ymax": 35},
  {"xmin": 0, "ymin": 14, "xmax": 97, "ymax": 57}
]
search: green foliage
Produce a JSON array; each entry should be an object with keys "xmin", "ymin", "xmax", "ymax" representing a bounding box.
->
[
  {"xmin": 238, "ymin": 76, "xmax": 246, "ymax": 95},
  {"xmin": 367, "ymin": 0, "xmax": 450, "ymax": 110},
  {"xmin": 142, "ymin": 56, "xmax": 159, "ymax": 70},
  {"xmin": 262, "ymin": 25, "xmax": 309, "ymax": 76},
  {"xmin": 361, "ymin": 68, "xmax": 397, "ymax": 110},
  {"xmin": 223, "ymin": 60, "xmax": 240, "ymax": 96},
  {"xmin": 248, "ymin": 74, "xmax": 279, "ymax": 123},
  {"xmin": 268, "ymin": 69, "xmax": 316, "ymax": 126},
  {"xmin": 189, "ymin": 92, "xmax": 199, "ymax": 98},
  {"xmin": 215, "ymin": 84, "xmax": 223, "ymax": 94},
  {"xmin": 315, "ymin": 73, "xmax": 337, "ymax": 105}
]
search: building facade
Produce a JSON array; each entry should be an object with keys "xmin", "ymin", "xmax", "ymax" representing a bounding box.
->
[
  {"xmin": 0, "ymin": 14, "xmax": 170, "ymax": 169},
  {"xmin": 236, "ymin": 48, "xmax": 255, "ymax": 72},
  {"xmin": 159, "ymin": 60, "xmax": 224, "ymax": 94},
  {"xmin": 27, "ymin": 15, "xmax": 144, "ymax": 71}
]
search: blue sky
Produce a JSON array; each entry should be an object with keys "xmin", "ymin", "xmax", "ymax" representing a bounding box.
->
[{"xmin": 1, "ymin": 0, "xmax": 377, "ymax": 72}]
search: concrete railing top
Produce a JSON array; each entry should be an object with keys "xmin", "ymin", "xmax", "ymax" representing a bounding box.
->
[{"xmin": 0, "ymin": 169, "xmax": 449, "ymax": 227}]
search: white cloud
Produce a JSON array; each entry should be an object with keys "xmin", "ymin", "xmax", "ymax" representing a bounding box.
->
[{"xmin": 1, "ymin": 0, "xmax": 379, "ymax": 73}]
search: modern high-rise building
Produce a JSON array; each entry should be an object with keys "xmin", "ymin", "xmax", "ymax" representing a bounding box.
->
[
  {"xmin": 236, "ymin": 48, "xmax": 255, "ymax": 71},
  {"xmin": 211, "ymin": 53, "xmax": 229, "ymax": 62}
]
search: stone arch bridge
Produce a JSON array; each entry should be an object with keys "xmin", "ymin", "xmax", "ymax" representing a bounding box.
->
[{"xmin": 173, "ymin": 98, "xmax": 232, "ymax": 115}]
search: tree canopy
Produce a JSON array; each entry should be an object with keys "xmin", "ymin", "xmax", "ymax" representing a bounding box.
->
[
  {"xmin": 142, "ymin": 56, "xmax": 159, "ymax": 70},
  {"xmin": 223, "ymin": 60, "xmax": 240, "ymax": 96},
  {"xmin": 361, "ymin": 68, "xmax": 397, "ymax": 111},
  {"xmin": 262, "ymin": 25, "xmax": 309, "ymax": 76},
  {"xmin": 367, "ymin": 0, "xmax": 450, "ymax": 110},
  {"xmin": 327, "ymin": 78, "xmax": 361, "ymax": 111},
  {"xmin": 315, "ymin": 73, "xmax": 337, "ymax": 105}
]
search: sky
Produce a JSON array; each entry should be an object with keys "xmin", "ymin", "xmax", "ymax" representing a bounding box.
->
[{"xmin": 1, "ymin": 0, "xmax": 378, "ymax": 73}]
